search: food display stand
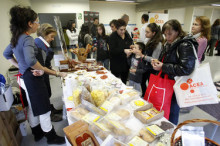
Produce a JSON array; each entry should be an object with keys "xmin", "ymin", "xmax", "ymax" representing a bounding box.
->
[{"xmin": 61, "ymin": 65, "xmax": 178, "ymax": 146}]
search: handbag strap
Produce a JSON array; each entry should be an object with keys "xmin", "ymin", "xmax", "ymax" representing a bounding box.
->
[
  {"xmin": 176, "ymin": 41, "xmax": 200, "ymax": 68},
  {"xmin": 157, "ymin": 55, "xmax": 168, "ymax": 79}
]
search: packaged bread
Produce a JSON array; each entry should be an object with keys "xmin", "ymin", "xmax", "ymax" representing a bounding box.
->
[
  {"xmin": 139, "ymin": 128, "xmax": 155, "ymax": 143},
  {"xmin": 90, "ymin": 121, "xmax": 111, "ymax": 140},
  {"xmin": 69, "ymin": 106, "xmax": 89, "ymax": 121},
  {"xmin": 69, "ymin": 105, "xmax": 100, "ymax": 124},
  {"xmin": 106, "ymin": 120, "xmax": 131, "ymax": 136},
  {"xmin": 72, "ymin": 88, "xmax": 82, "ymax": 106},
  {"xmin": 99, "ymin": 96, "xmax": 121, "ymax": 114},
  {"xmin": 105, "ymin": 108, "xmax": 131, "ymax": 121},
  {"xmin": 118, "ymin": 90, "xmax": 140, "ymax": 105},
  {"xmin": 91, "ymin": 90, "xmax": 106, "ymax": 107},
  {"xmin": 127, "ymin": 136, "xmax": 149, "ymax": 146}
]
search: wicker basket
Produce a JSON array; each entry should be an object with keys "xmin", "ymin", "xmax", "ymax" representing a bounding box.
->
[{"xmin": 171, "ymin": 119, "xmax": 220, "ymax": 146}]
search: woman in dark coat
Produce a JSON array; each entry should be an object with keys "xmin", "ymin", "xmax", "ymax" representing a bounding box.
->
[
  {"xmin": 109, "ymin": 19, "xmax": 133, "ymax": 84},
  {"xmin": 152, "ymin": 19, "xmax": 198, "ymax": 125}
]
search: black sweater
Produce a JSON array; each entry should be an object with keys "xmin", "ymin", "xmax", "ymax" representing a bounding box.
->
[{"xmin": 109, "ymin": 31, "xmax": 133, "ymax": 73}]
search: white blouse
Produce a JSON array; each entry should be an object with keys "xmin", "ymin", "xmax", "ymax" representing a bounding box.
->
[{"xmin": 66, "ymin": 28, "xmax": 79, "ymax": 45}]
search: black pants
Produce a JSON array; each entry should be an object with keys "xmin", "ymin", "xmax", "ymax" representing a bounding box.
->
[
  {"xmin": 169, "ymin": 94, "xmax": 180, "ymax": 125},
  {"xmin": 111, "ymin": 71, "xmax": 128, "ymax": 84},
  {"xmin": 141, "ymin": 72, "xmax": 150, "ymax": 97}
]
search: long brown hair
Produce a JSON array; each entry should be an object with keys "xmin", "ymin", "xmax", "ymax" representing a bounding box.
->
[
  {"xmin": 196, "ymin": 16, "xmax": 211, "ymax": 40},
  {"xmin": 10, "ymin": 6, "xmax": 37, "ymax": 47},
  {"xmin": 212, "ymin": 19, "xmax": 220, "ymax": 27},
  {"xmin": 162, "ymin": 19, "xmax": 186, "ymax": 39},
  {"xmin": 146, "ymin": 23, "xmax": 164, "ymax": 51},
  {"xmin": 97, "ymin": 23, "xmax": 107, "ymax": 39}
]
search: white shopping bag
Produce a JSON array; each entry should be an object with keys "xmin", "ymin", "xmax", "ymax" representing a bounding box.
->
[{"xmin": 174, "ymin": 43, "xmax": 218, "ymax": 108}]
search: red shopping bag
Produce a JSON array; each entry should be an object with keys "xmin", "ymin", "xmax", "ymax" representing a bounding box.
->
[{"xmin": 144, "ymin": 71, "xmax": 175, "ymax": 119}]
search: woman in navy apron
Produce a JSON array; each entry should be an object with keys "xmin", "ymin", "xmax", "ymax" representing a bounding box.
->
[
  {"xmin": 35, "ymin": 23, "xmax": 63, "ymax": 122},
  {"xmin": 3, "ymin": 6, "xmax": 66, "ymax": 145}
]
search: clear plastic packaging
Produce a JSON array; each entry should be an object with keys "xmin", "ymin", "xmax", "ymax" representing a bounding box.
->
[
  {"xmin": 181, "ymin": 126, "xmax": 205, "ymax": 146},
  {"xmin": 90, "ymin": 120, "xmax": 112, "ymax": 141},
  {"xmin": 129, "ymin": 98, "xmax": 149, "ymax": 110},
  {"xmin": 105, "ymin": 108, "xmax": 131, "ymax": 121},
  {"xmin": 68, "ymin": 105, "xmax": 101, "ymax": 124},
  {"xmin": 99, "ymin": 96, "xmax": 121, "ymax": 114},
  {"xmin": 118, "ymin": 89, "xmax": 140, "ymax": 105}
]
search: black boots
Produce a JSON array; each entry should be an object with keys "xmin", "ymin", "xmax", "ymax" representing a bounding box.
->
[
  {"xmin": 50, "ymin": 104, "xmax": 63, "ymax": 122},
  {"xmin": 51, "ymin": 104, "xmax": 63, "ymax": 114},
  {"xmin": 45, "ymin": 128, "xmax": 65, "ymax": 145},
  {"xmin": 31, "ymin": 125, "xmax": 45, "ymax": 141}
]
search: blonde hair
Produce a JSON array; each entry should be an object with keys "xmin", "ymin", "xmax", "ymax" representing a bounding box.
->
[
  {"xmin": 196, "ymin": 16, "xmax": 211, "ymax": 40},
  {"xmin": 37, "ymin": 23, "xmax": 57, "ymax": 37}
]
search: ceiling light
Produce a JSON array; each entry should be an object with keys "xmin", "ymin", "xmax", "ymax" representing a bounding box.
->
[
  {"xmin": 106, "ymin": 0, "xmax": 135, "ymax": 3},
  {"xmin": 211, "ymin": 4, "xmax": 220, "ymax": 7}
]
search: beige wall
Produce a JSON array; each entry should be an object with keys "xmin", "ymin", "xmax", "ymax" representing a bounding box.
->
[
  {"xmin": 0, "ymin": 0, "xmax": 31, "ymax": 77},
  {"xmin": 31, "ymin": 0, "xmax": 90, "ymax": 29}
]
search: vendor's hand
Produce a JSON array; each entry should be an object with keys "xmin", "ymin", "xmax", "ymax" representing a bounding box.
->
[
  {"xmin": 124, "ymin": 49, "xmax": 132, "ymax": 57},
  {"xmin": 31, "ymin": 70, "xmax": 44, "ymax": 76},
  {"xmin": 59, "ymin": 72, "xmax": 67, "ymax": 78},
  {"xmin": 93, "ymin": 47, "xmax": 97, "ymax": 52},
  {"xmin": 152, "ymin": 61, "xmax": 163, "ymax": 71},
  {"xmin": 130, "ymin": 45, "xmax": 135, "ymax": 49},
  {"xmin": 151, "ymin": 59, "xmax": 159, "ymax": 64},
  {"xmin": 130, "ymin": 69, "xmax": 136, "ymax": 73}
]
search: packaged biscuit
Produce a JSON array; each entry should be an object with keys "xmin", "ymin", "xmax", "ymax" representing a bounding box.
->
[
  {"xmin": 99, "ymin": 96, "xmax": 121, "ymax": 114},
  {"xmin": 134, "ymin": 104, "xmax": 164, "ymax": 124},
  {"xmin": 146, "ymin": 125, "xmax": 165, "ymax": 138},
  {"xmin": 127, "ymin": 136, "xmax": 149, "ymax": 146},
  {"xmin": 69, "ymin": 105, "xmax": 100, "ymax": 124}
]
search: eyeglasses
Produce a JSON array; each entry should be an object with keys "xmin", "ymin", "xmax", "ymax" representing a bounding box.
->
[{"xmin": 34, "ymin": 21, "xmax": 40, "ymax": 24}]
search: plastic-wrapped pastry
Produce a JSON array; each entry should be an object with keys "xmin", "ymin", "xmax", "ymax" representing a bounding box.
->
[
  {"xmin": 116, "ymin": 109, "xmax": 130, "ymax": 120},
  {"xmin": 69, "ymin": 107, "xmax": 89, "ymax": 121},
  {"xmin": 72, "ymin": 88, "xmax": 82, "ymax": 106},
  {"xmin": 91, "ymin": 90, "xmax": 106, "ymax": 107},
  {"xmin": 139, "ymin": 128, "xmax": 155, "ymax": 143}
]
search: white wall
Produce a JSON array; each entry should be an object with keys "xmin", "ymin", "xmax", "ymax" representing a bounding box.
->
[
  {"xmin": 31, "ymin": 0, "xmax": 90, "ymax": 29},
  {"xmin": 0, "ymin": 0, "xmax": 30, "ymax": 77},
  {"xmin": 211, "ymin": 9, "xmax": 220, "ymax": 24},
  {"xmin": 136, "ymin": 11, "xmax": 148, "ymax": 32},
  {"xmin": 89, "ymin": 1, "xmax": 136, "ymax": 34},
  {"xmin": 168, "ymin": 8, "xmax": 185, "ymax": 25}
]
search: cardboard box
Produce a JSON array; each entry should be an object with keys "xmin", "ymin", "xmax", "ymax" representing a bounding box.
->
[
  {"xmin": 0, "ymin": 111, "xmax": 20, "ymax": 146},
  {"xmin": 0, "ymin": 85, "xmax": 14, "ymax": 111},
  {"xmin": 63, "ymin": 120, "xmax": 100, "ymax": 146},
  {"xmin": 15, "ymin": 128, "xmax": 22, "ymax": 146},
  {"xmin": 0, "ymin": 115, "xmax": 12, "ymax": 146},
  {"xmin": 134, "ymin": 103, "xmax": 164, "ymax": 124}
]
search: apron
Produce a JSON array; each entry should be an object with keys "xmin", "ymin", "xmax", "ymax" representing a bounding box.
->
[
  {"xmin": 22, "ymin": 47, "xmax": 51, "ymax": 116},
  {"xmin": 23, "ymin": 68, "xmax": 51, "ymax": 116},
  {"xmin": 43, "ymin": 51, "xmax": 54, "ymax": 98},
  {"xmin": 35, "ymin": 39, "xmax": 54, "ymax": 99}
]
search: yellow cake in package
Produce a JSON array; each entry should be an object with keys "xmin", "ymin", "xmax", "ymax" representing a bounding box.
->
[
  {"xmin": 72, "ymin": 88, "xmax": 82, "ymax": 106},
  {"xmin": 91, "ymin": 90, "xmax": 106, "ymax": 107}
]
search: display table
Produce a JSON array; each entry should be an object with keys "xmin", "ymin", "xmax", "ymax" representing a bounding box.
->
[{"xmin": 62, "ymin": 69, "xmax": 177, "ymax": 146}]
